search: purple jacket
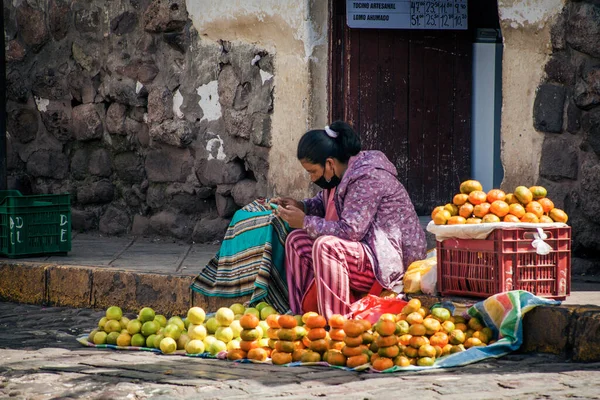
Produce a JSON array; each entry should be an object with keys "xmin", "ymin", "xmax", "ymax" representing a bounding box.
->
[{"xmin": 302, "ymin": 150, "xmax": 427, "ymax": 289}]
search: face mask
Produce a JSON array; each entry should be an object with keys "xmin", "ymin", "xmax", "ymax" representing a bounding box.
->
[{"xmin": 313, "ymin": 163, "xmax": 341, "ymax": 189}]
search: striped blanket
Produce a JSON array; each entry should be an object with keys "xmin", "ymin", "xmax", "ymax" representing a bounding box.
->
[{"xmin": 190, "ymin": 200, "xmax": 292, "ymax": 313}]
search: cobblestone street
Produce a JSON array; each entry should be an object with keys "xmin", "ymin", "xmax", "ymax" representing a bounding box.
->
[{"xmin": 0, "ymin": 302, "xmax": 599, "ymax": 399}]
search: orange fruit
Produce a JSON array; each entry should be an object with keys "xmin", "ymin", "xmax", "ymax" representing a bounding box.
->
[
  {"xmin": 346, "ymin": 353, "xmax": 369, "ymax": 368},
  {"xmin": 305, "ymin": 315, "xmax": 327, "ymax": 329},
  {"xmin": 433, "ymin": 209, "xmax": 452, "ymax": 225},
  {"xmin": 378, "ymin": 345, "xmax": 400, "ymax": 358},
  {"xmin": 309, "ymin": 338, "xmax": 329, "ymax": 353},
  {"xmin": 375, "ymin": 320, "xmax": 397, "ymax": 336},
  {"xmin": 328, "ymin": 314, "xmax": 346, "ymax": 329},
  {"xmin": 431, "ymin": 206, "xmax": 445, "ymax": 220},
  {"xmin": 344, "ymin": 334, "xmax": 364, "ymax": 347},
  {"xmin": 444, "ymin": 203, "xmax": 459, "ymax": 216},
  {"xmin": 292, "ymin": 348, "xmax": 308, "ymax": 362},
  {"xmin": 538, "ymin": 198, "xmax": 554, "ymax": 213},
  {"xmin": 271, "ymin": 350, "xmax": 293, "ymax": 365},
  {"xmin": 278, "ymin": 315, "xmax": 297, "ymax": 329},
  {"xmin": 454, "ymin": 322, "xmax": 467, "ymax": 332},
  {"xmin": 300, "ymin": 350, "xmax": 322, "ymax": 363},
  {"xmin": 539, "ymin": 215, "xmax": 553, "ymax": 223},
  {"xmin": 490, "ymin": 200, "xmax": 509, "ymax": 217},
  {"xmin": 402, "ymin": 298, "xmax": 421, "ymax": 314},
  {"xmin": 266, "ymin": 314, "xmax": 281, "ymax": 328},
  {"xmin": 549, "ymin": 208, "xmax": 568, "ymax": 223},
  {"xmin": 521, "ymin": 212, "xmax": 539, "ymax": 223},
  {"xmin": 227, "ymin": 348, "xmax": 248, "ymax": 360},
  {"xmin": 447, "ymin": 216, "xmax": 466, "ymax": 225},
  {"xmin": 408, "ymin": 323, "xmax": 426, "ymax": 336},
  {"xmin": 361, "ymin": 331, "xmax": 375, "ymax": 345},
  {"xmin": 342, "ymin": 320, "xmax": 365, "ymax": 338},
  {"xmin": 468, "ymin": 190, "xmax": 487, "ymax": 205},
  {"xmin": 239, "ymin": 340, "xmax": 260, "ymax": 352},
  {"xmin": 247, "ymin": 347, "xmax": 269, "ymax": 361},
  {"xmin": 525, "ymin": 201, "xmax": 544, "ymax": 218},
  {"xmin": 376, "ymin": 334, "xmax": 398, "ymax": 348},
  {"xmin": 449, "ymin": 329, "xmax": 466, "ymax": 345},
  {"xmin": 394, "ymin": 355, "xmax": 411, "ymax": 367},
  {"xmin": 464, "ymin": 337, "xmax": 484, "ymax": 349},
  {"xmin": 473, "ymin": 202, "xmax": 491, "ymax": 218},
  {"xmin": 329, "ymin": 339, "xmax": 345, "ymax": 351},
  {"xmin": 342, "ymin": 344, "xmax": 368, "ymax": 357},
  {"xmin": 422, "ymin": 318, "xmax": 441, "ymax": 335},
  {"xmin": 529, "ymin": 186, "xmax": 547, "ymax": 199},
  {"xmin": 466, "ymin": 217, "xmax": 482, "ymax": 224},
  {"xmin": 453, "ymin": 193, "xmax": 469, "ymax": 206},
  {"xmin": 275, "ymin": 340, "xmax": 296, "ymax": 353},
  {"xmin": 329, "ymin": 328, "xmax": 346, "ymax": 341},
  {"xmin": 372, "ymin": 356, "xmax": 394, "ymax": 371},
  {"xmin": 482, "ymin": 214, "xmax": 501, "ymax": 223},
  {"xmin": 418, "ymin": 344, "xmax": 437, "ymax": 358},
  {"xmin": 357, "ymin": 319, "xmax": 372, "ymax": 331},
  {"xmin": 404, "ymin": 346, "xmax": 418, "ymax": 358},
  {"xmin": 514, "ymin": 186, "xmax": 533, "ymax": 204},
  {"xmin": 503, "ymin": 214, "xmax": 520, "ymax": 223},
  {"xmin": 429, "ymin": 332, "xmax": 449, "ymax": 347},
  {"xmin": 505, "ymin": 193, "xmax": 520, "ymax": 204},
  {"xmin": 459, "ymin": 180, "xmax": 483, "ymax": 194},
  {"xmin": 240, "ymin": 328, "xmax": 262, "ymax": 341},
  {"xmin": 239, "ymin": 314, "xmax": 260, "ymax": 329},
  {"xmin": 277, "ymin": 328, "xmax": 299, "ymax": 341},
  {"xmin": 486, "ymin": 189, "xmax": 506, "ymax": 203},
  {"xmin": 409, "ymin": 335, "xmax": 429, "ymax": 348},
  {"xmin": 307, "ymin": 328, "xmax": 327, "ymax": 341},
  {"xmin": 397, "ymin": 334, "xmax": 412, "ymax": 346},
  {"xmin": 459, "ymin": 202, "xmax": 474, "ymax": 218},
  {"xmin": 266, "ymin": 328, "xmax": 280, "ymax": 340},
  {"xmin": 508, "ymin": 203, "xmax": 526, "ymax": 218},
  {"xmin": 405, "ymin": 312, "xmax": 424, "ymax": 325},
  {"xmin": 301, "ymin": 311, "xmax": 319, "ymax": 324},
  {"xmin": 323, "ymin": 349, "xmax": 347, "ymax": 366}
]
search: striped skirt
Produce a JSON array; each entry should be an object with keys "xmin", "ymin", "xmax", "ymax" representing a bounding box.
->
[{"xmin": 190, "ymin": 200, "xmax": 291, "ymax": 313}]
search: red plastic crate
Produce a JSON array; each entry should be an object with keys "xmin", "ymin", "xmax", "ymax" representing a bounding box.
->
[{"xmin": 436, "ymin": 227, "xmax": 571, "ymax": 300}]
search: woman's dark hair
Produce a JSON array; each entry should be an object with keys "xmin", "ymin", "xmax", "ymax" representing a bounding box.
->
[{"xmin": 296, "ymin": 120, "xmax": 361, "ymax": 165}]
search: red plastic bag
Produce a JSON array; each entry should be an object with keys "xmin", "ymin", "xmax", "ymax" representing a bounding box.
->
[{"xmin": 346, "ymin": 294, "xmax": 408, "ymax": 324}]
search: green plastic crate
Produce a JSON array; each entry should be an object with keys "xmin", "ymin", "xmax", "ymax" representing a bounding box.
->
[{"xmin": 0, "ymin": 190, "xmax": 71, "ymax": 258}]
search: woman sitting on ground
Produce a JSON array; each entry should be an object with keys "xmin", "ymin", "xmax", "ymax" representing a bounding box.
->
[{"xmin": 274, "ymin": 121, "xmax": 427, "ymax": 320}]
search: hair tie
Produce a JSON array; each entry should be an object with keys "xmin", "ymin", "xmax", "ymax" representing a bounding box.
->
[{"xmin": 324, "ymin": 126, "xmax": 338, "ymax": 138}]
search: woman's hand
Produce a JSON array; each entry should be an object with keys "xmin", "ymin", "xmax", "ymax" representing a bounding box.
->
[
  {"xmin": 276, "ymin": 204, "xmax": 306, "ymax": 229},
  {"xmin": 271, "ymin": 197, "xmax": 303, "ymax": 210}
]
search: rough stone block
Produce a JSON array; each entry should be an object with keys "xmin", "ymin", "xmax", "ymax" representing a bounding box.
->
[
  {"xmin": 0, "ymin": 263, "xmax": 46, "ymax": 304},
  {"xmin": 584, "ymin": 108, "xmax": 600, "ymax": 157},
  {"xmin": 533, "ymin": 84, "xmax": 566, "ymax": 133},
  {"xmin": 521, "ymin": 306, "xmax": 572, "ymax": 355},
  {"xmin": 92, "ymin": 270, "xmax": 191, "ymax": 316},
  {"xmin": 231, "ymin": 179, "xmax": 258, "ymax": 206},
  {"xmin": 7, "ymin": 108, "xmax": 38, "ymax": 143},
  {"xmin": 27, "ymin": 150, "xmax": 69, "ymax": 179},
  {"xmin": 574, "ymin": 65, "xmax": 600, "ymax": 110},
  {"xmin": 539, "ymin": 137, "xmax": 578, "ymax": 181},
  {"xmin": 571, "ymin": 306, "xmax": 600, "ymax": 362},
  {"xmin": 150, "ymin": 211, "xmax": 193, "ymax": 240},
  {"xmin": 72, "ymin": 104, "xmax": 103, "ymax": 141},
  {"xmin": 192, "ymin": 217, "xmax": 230, "ymax": 243},
  {"xmin": 143, "ymin": 0, "xmax": 188, "ymax": 33},
  {"xmin": 545, "ymin": 52, "xmax": 575, "ymax": 86},
  {"xmin": 566, "ymin": 2, "xmax": 600, "ymax": 59},
  {"xmin": 47, "ymin": 265, "xmax": 92, "ymax": 308},
  {"xmin": 566, "ymin": 99, "xmax": 581, "ymax": 134},
  {"xmin": 145, "ymin": 147, "xmax": 192, "ymax": 183},
  {"xmin": 99, "ymin": 206, "xmax": 130, "ymax": 236},
  {"xmin": 16, "ymin": 3, "xmax": 49, "ymax": 51}
]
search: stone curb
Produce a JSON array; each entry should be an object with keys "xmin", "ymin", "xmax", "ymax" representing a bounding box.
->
[
  {"xmin": 0, "ymin": 262, "xmax": 250, "ymax": 317},
  {"xmin": 1, "ymin": 261, "xmax": 599, "ymax": 362}
]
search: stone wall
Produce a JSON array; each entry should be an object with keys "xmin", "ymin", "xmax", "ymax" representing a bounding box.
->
[
  {"xmin": 533, "ymin": 0, "xmax": 600, "ymax": 266},
  {"xmin": 5, "ymin": 0, "xmax": 275, "ymax": 242}
]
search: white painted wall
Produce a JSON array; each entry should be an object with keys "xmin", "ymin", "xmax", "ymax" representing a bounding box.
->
[{"xmin": 186, "ymin": 0, "xmax": 329, "ymax": 198}]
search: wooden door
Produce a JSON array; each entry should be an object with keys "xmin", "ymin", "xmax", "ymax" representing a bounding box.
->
[{"xmin": 330, "ymin": 1, "xmax": 473, "ymax": 215}]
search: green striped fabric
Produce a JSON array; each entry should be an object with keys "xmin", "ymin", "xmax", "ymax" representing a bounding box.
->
[{"xmin": 191, "ymin": 200, "xmax": 291, "ymax": 313}]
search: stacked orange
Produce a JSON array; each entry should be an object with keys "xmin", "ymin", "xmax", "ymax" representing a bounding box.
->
[
  {"xmin": 432, "ymin": 180, "xmax": 569, "ymax": 225},
  {"xmin": 370, "ymin": 317, "xmax": 400, "ymax": 371},
  {"xmin": 233, "ymin": 314, "xmax": 265, "ymax": 361},
  {"xmin": 272, "ymin": 315, "xmax": 304, "ymax": 365},
  {"xmin": 322, "ymin": 314, "xmax": 348, "ymax": 366},
  {"xmin": 341, "ymin": 319, "xmax": 371, "ymax": 368}
]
